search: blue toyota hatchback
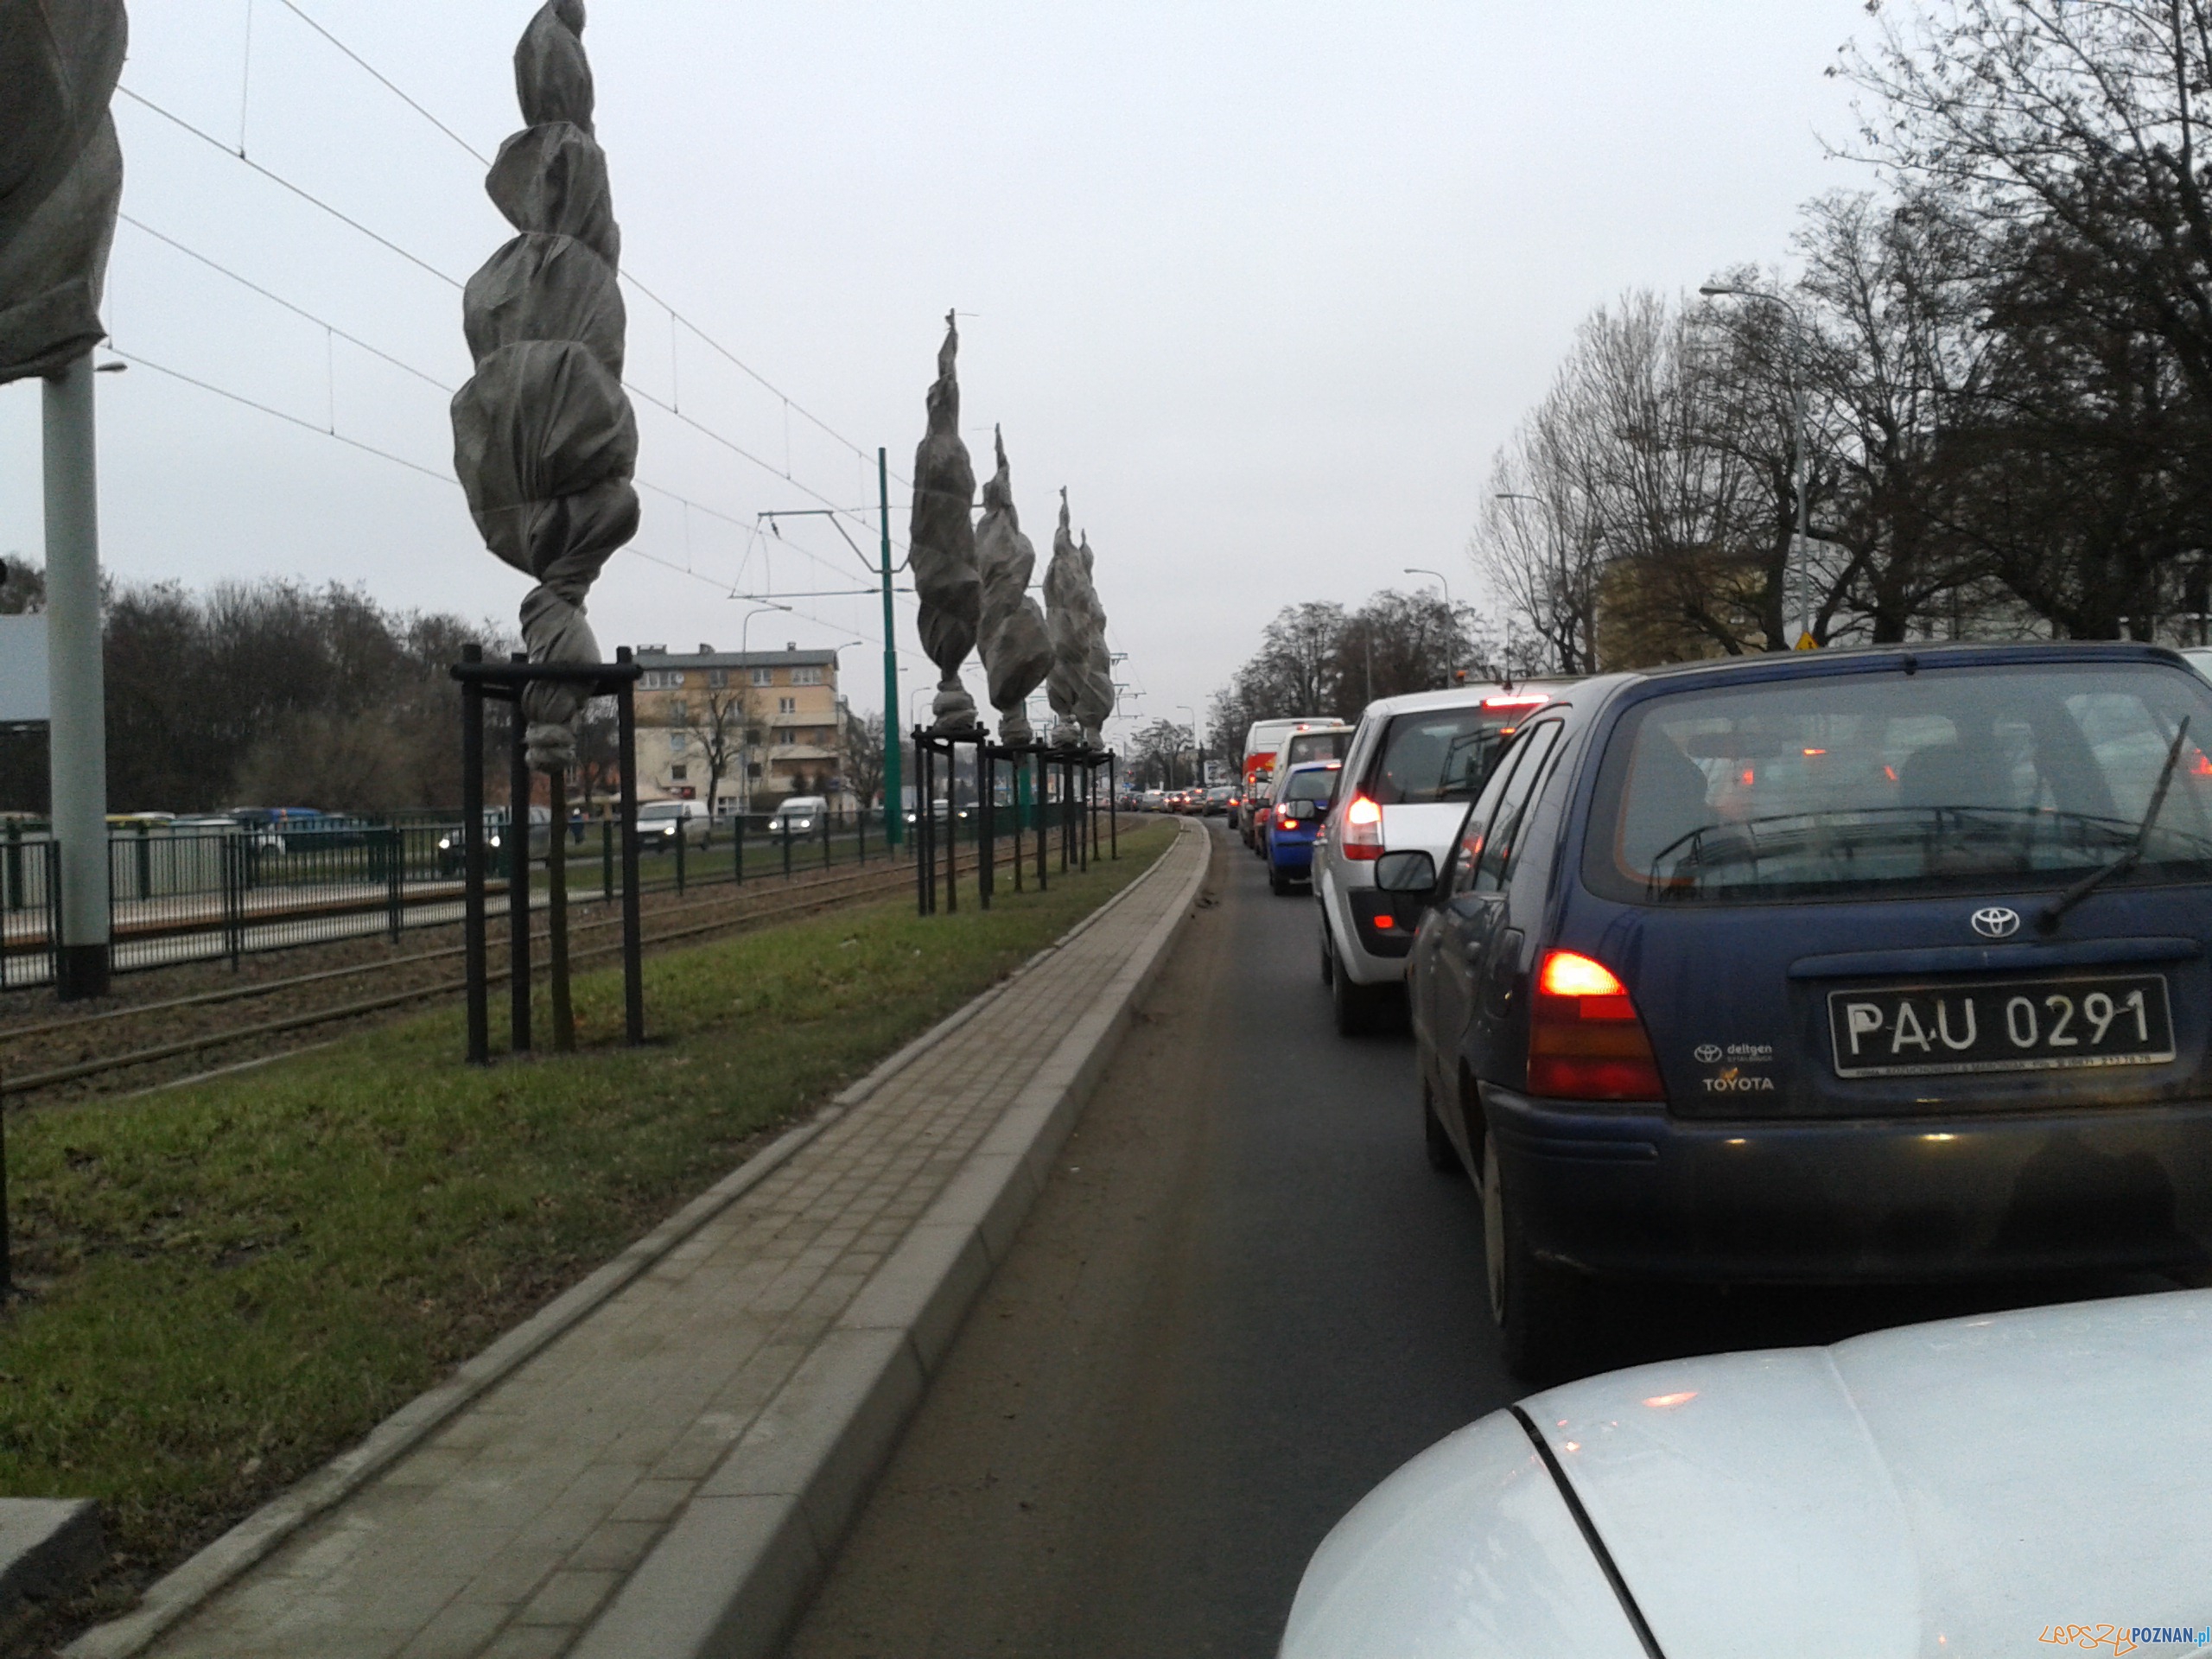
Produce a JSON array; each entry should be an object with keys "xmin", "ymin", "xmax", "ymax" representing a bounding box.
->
[{"xmin": 1385, "ymin": 643, "xmax": 2212, "ymax": 1376}]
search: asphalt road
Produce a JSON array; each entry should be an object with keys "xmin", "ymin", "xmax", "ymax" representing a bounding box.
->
[{"xmin": 782, "ymin": 817, "xmax": 2166, "ymax": 1659}]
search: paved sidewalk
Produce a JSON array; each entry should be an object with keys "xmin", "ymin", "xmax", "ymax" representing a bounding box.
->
[{"xmin": 88, "ymin": 824, "xmax": 1205, "ymax": 1659}]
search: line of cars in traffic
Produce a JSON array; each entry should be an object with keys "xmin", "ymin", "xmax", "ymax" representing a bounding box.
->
[{"xmin": 1251, "ymin": 642, "xmax": 2212, "ymax": 1652}]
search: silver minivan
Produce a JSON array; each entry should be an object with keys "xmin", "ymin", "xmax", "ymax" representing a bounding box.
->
[{"xmin": 1313, "ymin": 682, "xmax": 1569, "ymax": 1033}]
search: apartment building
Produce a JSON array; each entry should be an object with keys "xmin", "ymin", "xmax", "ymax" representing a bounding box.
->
[{"xmin": 632, "ymin": 644, "xmax": 846, "ymax": 810}]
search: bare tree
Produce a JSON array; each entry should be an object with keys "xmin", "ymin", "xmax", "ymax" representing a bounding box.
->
[{"xmin": 679, "ymin": 684, "xmax": 751, "ymax": 816}]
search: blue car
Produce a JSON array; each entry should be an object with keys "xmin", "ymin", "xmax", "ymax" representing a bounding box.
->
[
  {"xmin": 1385, "ymin": 642, "xmax": 2212, "ymax": 1377},
  {"xmin": 1265, "ymin": 760, "xmax": 1342, "ymax": 894}
]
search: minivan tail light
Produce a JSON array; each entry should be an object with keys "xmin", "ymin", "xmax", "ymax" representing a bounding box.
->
[
  {"xmin": 1341, "ymin": 794, "xmax": 1382, "ymax": 861},
  {"xmin": 1528, "ymin": 949, "xmax": 1662, "ymax": 1101}
]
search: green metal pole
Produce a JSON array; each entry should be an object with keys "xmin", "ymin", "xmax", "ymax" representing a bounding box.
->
[{"xmin": 879, "ymin": 447, "xmax": 903, "ymax": 847}]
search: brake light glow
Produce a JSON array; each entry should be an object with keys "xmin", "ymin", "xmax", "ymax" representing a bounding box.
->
[
  {"xmin": 1373, "ymin": 912, "xmax": 1394, "ymax": 930},
  {"xmin": 1528, "ymin": 949, "xmax": 1662, "ymax": 1101},
  {"xmin": 1341, "ymin": 794, "xmax": 1383, "ymax": 861},
  {"xmin": 1539, "ymin": 950, "xmax": 1626, "ymax": 997},
  {"xmin": 1482, "ymin": 693, "xmax": 1551, "ymax": 709}
]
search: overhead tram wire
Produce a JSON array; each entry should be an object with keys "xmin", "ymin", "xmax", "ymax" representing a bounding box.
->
[
  {"xmin": 271, "ymin": 0, "xmax": 493, "ymax": 167},
  {"xmin": 251, "ymin": 0, "xmax": 912, "ymax": 493},
  {"xmin": 103, "ymin": 166, "xmax": 912, "ymax": 596},
  {"xmin": 111, "ymin": 62, "xmax": 922, "ymax": 659},
  {"xmin": 116, "ymin": 84, "xmax": 463, "ymax": 291},
  {"xmin": 115, "ymin": 82, "xmax": 908, "ymax": 563},
  {"xmin": 109, "ymin": 347, "xmax": 454, "ymax": 485}
]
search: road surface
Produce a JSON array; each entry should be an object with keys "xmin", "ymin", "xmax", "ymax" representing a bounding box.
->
[{"xmin": 783, "ymin": 817, "xmax": 2160, "ymax": 1658}]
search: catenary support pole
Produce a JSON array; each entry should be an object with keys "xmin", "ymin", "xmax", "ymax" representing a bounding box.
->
[
  {"xmin": 880, "ymin": 448, "xmax": 902, "ymax": 848},
  {"xmin": 42, "ymin": 355, "xmax": 109, "ymax": 1000}
]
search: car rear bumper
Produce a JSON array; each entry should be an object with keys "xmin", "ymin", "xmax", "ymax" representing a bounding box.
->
[
  {"xmin": 1270, "ymin": 836, "xmax": 1315, "ymax": 872},
  {"xmin": 1483, "ymin": 1085, "xmax": 2212, "ymax": 1281}
]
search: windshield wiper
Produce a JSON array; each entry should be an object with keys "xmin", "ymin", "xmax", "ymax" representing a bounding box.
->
[{"xmin": 2037, "ymin": 716, "xmax": 2190, "ymax": 935}]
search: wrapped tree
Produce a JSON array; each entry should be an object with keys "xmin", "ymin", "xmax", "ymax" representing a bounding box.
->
[
  {"xmin": 1044, "ymin": 490, "xmax": 1096, "ymax": 747},
  {"xmin": 1075, "ymin": 531, "xmax": 1116, "ymax": 747},
  {"xmin": 975, "ymin": 429, "xmax": 1052, "ymax": 744},
  {"xmin": 451, "ymin": 0, "xmax": 636, "ymax": 772},
  {"xmin": 910, "ymin": 313, "xmax": 982, "ymax": 733},
  {"xmin": 0, "ymin": 0, "xmax": 126, "ymax": 385}
]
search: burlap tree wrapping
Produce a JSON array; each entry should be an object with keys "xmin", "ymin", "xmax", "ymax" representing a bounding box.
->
[
  {"xmin": 1075, "ymin": 531, "xmax": 1115, "ymax": 747},
  {"xmin": 1043, "ymin": 490, "xmax": 1093, "ymax": 747},
  {"xmin": 0, "ymin": 0, "xmax": 126, "ymax": 385},
  {"xmin": 451, "ymin": 0, "xmax": 637, "ymax": 771},
  {"xmin": 974, "ymin": 428, "xmax": 1052, "ymax": 744},
  {"xmin": 910, "ymin": 313, "xmax": 982, "ymax": 733}
]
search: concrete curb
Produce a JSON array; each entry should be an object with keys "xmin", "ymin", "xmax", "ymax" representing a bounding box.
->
[
  {"xmin": 62, "ymin": 831, "xmax": 1186, "ymax": 1659},
  {"xmin": 570, "ymin": 820, "xmax": 1213, "ymax": 1659}
]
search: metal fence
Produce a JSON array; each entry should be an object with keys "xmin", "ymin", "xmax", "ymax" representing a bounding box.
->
[
  {"xmin": 0, "ymin": 792, "xmax": 1125, "ymax": 992},
  {"xmin": 2, "ymin": 809, "xmax": 929, "ymax": 988},
  {"xmin": 1, "ymin": 836, "xmax": 60, "ymax": 991}
]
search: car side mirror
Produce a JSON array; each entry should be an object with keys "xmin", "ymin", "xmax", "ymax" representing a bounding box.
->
[{"xmin": 1373, "ymin": 849, "xmax": 1437, "ymax": 894}]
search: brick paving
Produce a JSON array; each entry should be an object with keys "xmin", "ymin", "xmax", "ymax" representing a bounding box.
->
[{"xmin": 132, "ymin": 829, "xmax": 1202, "ymax": 1659}]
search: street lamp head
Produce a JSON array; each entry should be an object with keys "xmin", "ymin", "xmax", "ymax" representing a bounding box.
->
[{"xmin": 1698, "ymin": 283, "xmax": 1733, "ymax": 297}]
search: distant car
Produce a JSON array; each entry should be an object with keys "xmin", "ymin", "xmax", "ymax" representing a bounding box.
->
[
  {"xmin": 638, "ymin": 798, "xmax": 711, "ymax": 849},
  {"xmin": 1390, "ymin": 641, "xmax": 2212, "ymax": 1376},
  {"xmin": 769, "ymin": 795, "xmax": 828, "ymax": 836},
  {"xmin": 1314, "ymin": 681, "xmax": 1573, "ymax": 1034},
  {"xmin": 1205, "ymin": 785, "xmax": 1233, "ymax": 815},
  {"xmin": 435, "ymin": 806, "xmax": 552, "ymax": 874},
  {"xmin": 1281, "ymin": 1287, "xmax": 2212, "ymax": 1659},
  {"xmin": 1263, "ymin": 760, "xmax": 1341, "ymax": 894}
]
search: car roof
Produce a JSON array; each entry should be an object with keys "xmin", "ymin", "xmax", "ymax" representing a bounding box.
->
[
  {"xmin": 1352, "ymin": 678, "xmax": 1583, "ymax": 724},
  {"xmin": 1283, "ymin": 759, "xmax": 1342, "ymax": 774},
  {"xmin": 1605, "ymin": 639, "xmax": 2190, "ymax": 697}
]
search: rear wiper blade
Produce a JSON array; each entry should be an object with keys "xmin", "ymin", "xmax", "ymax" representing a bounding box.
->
[{"xmin": 2037, "ymin": 716, "xmax": 2190, "ymax": 935}]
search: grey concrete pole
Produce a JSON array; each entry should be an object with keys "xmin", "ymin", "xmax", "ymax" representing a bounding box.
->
[{"xmin": 42, "ymin": 353, "xmax": 110, "ymax": 1000}]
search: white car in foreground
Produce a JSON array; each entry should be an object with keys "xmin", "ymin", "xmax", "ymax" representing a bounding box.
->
[{"xmin": 1282, "ymin": 1289, "xmax": 2212, "ymax": 1658}]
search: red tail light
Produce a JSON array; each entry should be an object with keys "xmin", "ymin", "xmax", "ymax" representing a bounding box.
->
[
  {"xmin": 1528, "ymin": 950, "xmax": 1663, "ymax": 1101},
  {"xmin": 1341, "ymin": 794, "xmax": 1382, "ymax": 861}
]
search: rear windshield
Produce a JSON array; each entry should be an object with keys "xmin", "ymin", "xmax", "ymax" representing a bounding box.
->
[
  {"xmin": 1584, "ymin": 661, "xmax": 2212, "ymax": 905},
  {"xmin": 1282, "ymin": 731, "xmax": 1348, "ymax": 769},
  {"xmin": 1366, "ymin": 709, "xmax": 1528, "ymax": 806},
  {"xmin": 1281, "ymin": 766, "xmax": 1340, "ymax": 804}
]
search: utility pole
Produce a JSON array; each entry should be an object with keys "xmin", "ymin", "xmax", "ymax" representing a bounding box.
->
[
  {"xmin": 879, "ymin": 448, "xmax": 902, "ymax": 846},
  {"xmin": 45, "ymin": 354, "xmax": 110, "ymax": 999}
]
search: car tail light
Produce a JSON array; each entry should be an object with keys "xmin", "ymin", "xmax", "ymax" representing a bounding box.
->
[
  {"xmin": 1341, "ymin": 795, "xmax": 1382, "ymax": 861},
  {"xmin": 1528, "ymin": 950, "xmax": 1662, "ymax": 1101}
]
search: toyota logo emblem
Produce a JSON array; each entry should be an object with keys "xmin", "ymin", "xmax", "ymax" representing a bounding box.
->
[
  {"xmin": 1694, "ymin": 1044, "xmax": 1723, "ymax": 1064},
  {"xmin": 1971, "ymin": 906, "xmax": 2021, "ymax": 939}
]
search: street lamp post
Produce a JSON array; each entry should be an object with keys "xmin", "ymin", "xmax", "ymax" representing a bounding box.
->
[
  {"xmin": 1404, "ymin": 566, "xmax": 1455, "ymax": 688},
  {"xmin": 1176, "ymin": 704, "xmax": 1201, "ymax": 791},
  {"xmin": 1700, "ymin": 283, "xmax": 1812, "ymax": 650}
]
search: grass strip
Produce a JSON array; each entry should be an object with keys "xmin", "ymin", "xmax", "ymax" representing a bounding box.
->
[{"xmin": 0, "ymin": 823, "xmax": 1174, "ymax": 1645}]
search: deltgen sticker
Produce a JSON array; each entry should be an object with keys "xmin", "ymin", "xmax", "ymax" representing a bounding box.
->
[{"xmin": 1694, "ymin": 1042, "xmax": 1773, "ymax": 1065}]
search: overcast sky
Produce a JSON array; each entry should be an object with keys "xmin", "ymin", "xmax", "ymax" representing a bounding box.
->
[{"xmin": 1, "ymin": 0, "xmax": 1872, "ymax": 746}]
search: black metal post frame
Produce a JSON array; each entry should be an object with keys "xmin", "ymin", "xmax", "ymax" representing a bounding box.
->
[{"xmin": 452, "ymin": 648, "xmax": 646, "ymax": 1062}]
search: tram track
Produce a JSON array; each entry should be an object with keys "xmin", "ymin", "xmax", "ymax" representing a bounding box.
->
[{"xmin": 0, "ymin": 849, "xmax": 988, "ymax": 1102}]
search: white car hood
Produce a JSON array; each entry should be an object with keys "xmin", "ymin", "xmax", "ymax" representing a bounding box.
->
[{"xmin": 1287, "ymin": 1289, "xmax": 2212, "ymax": 1658}]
